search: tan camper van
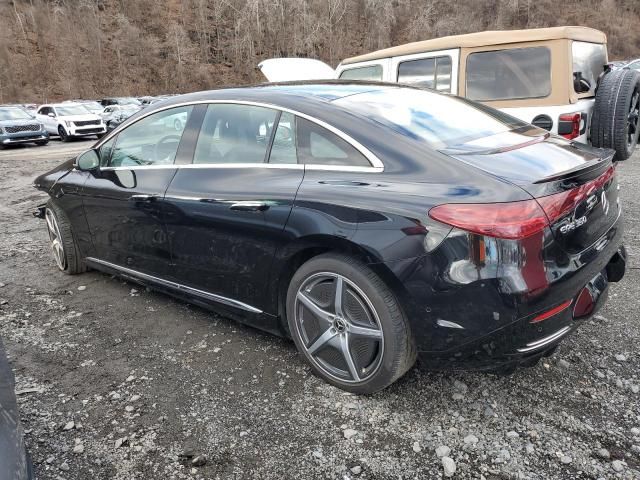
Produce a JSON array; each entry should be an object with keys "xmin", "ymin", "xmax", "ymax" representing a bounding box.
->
[{"xmin": 260, "ymin": 27, "xmax": 640, "ymax": 160}]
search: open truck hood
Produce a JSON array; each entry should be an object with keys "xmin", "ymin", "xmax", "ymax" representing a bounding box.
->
[{"xmin": 258, "ymin": 58, "xmax": 335, "ymax": 82}]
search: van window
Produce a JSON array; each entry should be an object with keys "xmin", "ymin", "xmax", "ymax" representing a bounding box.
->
[
  {"xmin": 398, "ymin": 56, "xmax": 452, "ymax": 91},
  {"xmin": 339, "ymin": 65, "xmax": 383, "ymax": 81},
  {"xmin": 466, "ymin": 47, "xmax": 551, "ymax": 101},
  {"xmin": 572, "ymin": 41, "xmax": 607, "ymax": 95}
]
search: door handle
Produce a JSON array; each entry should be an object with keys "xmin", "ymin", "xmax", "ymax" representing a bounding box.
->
[
  {"xmin": 129, "ymin": 194, "xmax": 159, "ymax": 203},
  {"xmin": 229, "ymin": 201, "xmax": 269, "ymax": 212}
]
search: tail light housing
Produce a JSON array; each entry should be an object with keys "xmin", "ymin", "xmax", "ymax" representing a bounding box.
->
[
  {"xmin": 429, "ymin": 166, "xmax": 615, "ymax": 240},
  {"xmin": 536, "ymin": 165, "xmax": 615, "ymax": 224},
  {"xmin": 558, "ymin": 113, "xmax": 581, "ymax": 140},
  {"xmin": 429, "ymin": 200, "xmax": 548, "ymax": 240}
]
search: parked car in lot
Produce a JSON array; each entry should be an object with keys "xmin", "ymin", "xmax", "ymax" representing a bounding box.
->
[
  {"xmin": 260, "ymin": 26, "xmax": 640, "ymax": 161},
  {"xmin": 34, "ymin": 82, "xmax": 626, "ymax": 393},
  {"xmin": 0, "ymin": 105, "xmax": 49, "ymax": 148},
  {"xmin": 36, "ymin": 103, "xmax": 106, "ymax": 142},
  {"xmin": 100, "ymin": 97, "xmax": 141, "ymax": 108},
  {"xmin": 100, "ymin": 104, "xmax": 140, "ymax": 131}
]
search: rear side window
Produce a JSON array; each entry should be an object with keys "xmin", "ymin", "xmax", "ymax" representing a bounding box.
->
[
  {"xmin": 572, "ymin": 41, "xmax": 607, "ymax": 95},
  {"xmin": 296, "ymin": 117, "xmax": 370, "ymax": 167},
  {"xmin": 109, "ymin": 105, "xmax": 193, "ymax": 167},
  {"xmin": 193, "ymin": 104, "xmax": 277, "ymax": 164},
  {"xmin": 398, "ymin": 56, "xmax": 452, "ymax": 91},
  {"xmin": 466, "ymin": 47, "xmax": 551, "ymax": 101},
  {"xmin": 339, "ymin": 65, "xmax": 383, "ymax": 81}
]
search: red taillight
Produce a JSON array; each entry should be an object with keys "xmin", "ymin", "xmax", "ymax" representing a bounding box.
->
[
  {"xmin": 530, "ymin": 299, "xmax": 572, "ymax": 323},
  {"xmin": 536, "ymin": 165, "xmax": 615, "ymax": 223},
  {"xmin": 558, "ymin": 113, "xmax": 581, "ymax": 140},
  {"xmin": 428, "ymin": 200, "xmax": 548, "ymax": 240}
]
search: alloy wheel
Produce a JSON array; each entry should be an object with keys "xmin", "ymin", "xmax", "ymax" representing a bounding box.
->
[
  {"xmin": 294, "ymin": 272, "xmax": 384, "ymax": 383},
  {"xmin": 45, "ymin": 209, "xmax": 66, "ymax": 270},
  {"xmin": 628, "ymin": 88, "xmax": 640, "ymax": 149},
  {"xmin": 58, "ymin": 126, "xmax": 67, "ymax": 142}
]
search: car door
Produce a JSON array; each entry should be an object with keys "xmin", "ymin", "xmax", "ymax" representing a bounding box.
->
[
  {"xmin": 163, "ymin": 103, "xmax": 304, "ymax": 320},
  {"xmin": 81, "ymin": 104, "xmax": 199, "ymax": 278},
  {"xmin": 36, "ymin": 107, "xmax": 55, "ymax": 133}
]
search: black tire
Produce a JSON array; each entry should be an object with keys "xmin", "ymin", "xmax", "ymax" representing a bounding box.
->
[
  {"xmin": 58, "ymin": 125, "xmax": 70, "ymax": 142},
  {"xmin": 45, "ymin": 200, "xmax": 87, "ymax": 275},
  {"xmin": 35, "ymin": 140, "xmax": 49, "ymax": 146},
  {"xmin": 591, "ymin": 68, "xmax": 640, "ymax": 160},
  {"xmin": 286, "ymin": 253, "xmax": 416, "ymax": 394}
]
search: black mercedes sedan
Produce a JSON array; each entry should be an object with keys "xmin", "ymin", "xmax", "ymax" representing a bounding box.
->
[{"xmin": 33, "ymin": 82, "xmax": 626, "ymax": 393}]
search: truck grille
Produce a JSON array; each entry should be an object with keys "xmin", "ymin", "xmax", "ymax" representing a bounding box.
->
[
  {"xmin": 74, "ymin": 120, "xmax": 101, "ymax": 127},
  {"xmin": 5, "ymin": 124, "xmax": 40, "ymax": 133}
]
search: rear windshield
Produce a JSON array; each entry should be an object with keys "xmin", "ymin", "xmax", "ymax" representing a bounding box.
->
[
  {"xmin": 572, "ymin": 41, "xmax": 607, "ymax": 95},
  {"xmin": 333, "ymin": 88, "xmax": 529, "ymax": 149},
  {"xmin": 339, "ymin": 65, "xmax": 383, "ymax": 81},
  {"xmin": 466, "ymin": 47, "xmax": 551, "ymax": 101}
]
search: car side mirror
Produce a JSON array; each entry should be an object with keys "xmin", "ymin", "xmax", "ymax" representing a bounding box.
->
[
  {"xmin": 47, "ymin": 112, "xmax": 55, "ymax": 118},
  {"xmin": 573, "ymin": 71, "xmax": 591, "ymax": 93},
  {"xmin": 76, "ymin": 150, "xmax": 100, "ymax": 171}
]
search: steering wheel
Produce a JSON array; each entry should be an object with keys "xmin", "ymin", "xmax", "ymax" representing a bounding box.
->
[{"xmin": 154, "ymin": 135, "xmax": 181, "ymax": 163}]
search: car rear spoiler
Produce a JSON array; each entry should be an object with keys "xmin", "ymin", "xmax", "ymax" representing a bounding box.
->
[{"xmin": 532, "ymin": 150, "xmax": 615, "ymax": 184}]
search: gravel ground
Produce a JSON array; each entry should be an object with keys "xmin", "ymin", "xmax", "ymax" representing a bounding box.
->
[{"xmin": 1, "ymin": 139, "xmax": 639, "ymax": 480}]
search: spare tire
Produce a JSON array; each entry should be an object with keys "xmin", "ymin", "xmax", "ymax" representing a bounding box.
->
[{"xmin": 591, "ymin": 68, "xmax": 640, "ymax": 161}]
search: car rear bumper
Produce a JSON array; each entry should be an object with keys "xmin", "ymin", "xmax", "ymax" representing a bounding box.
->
[{"xmin": 414, "ymin": 247, "xmax": 624, "ymax": 370}]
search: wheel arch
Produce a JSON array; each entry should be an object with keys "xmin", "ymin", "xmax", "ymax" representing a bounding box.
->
[{"xmin": 271, "ymin": 234, "xmax": 410, "ymax": 336}]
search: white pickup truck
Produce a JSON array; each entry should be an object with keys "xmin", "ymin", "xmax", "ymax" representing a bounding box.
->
[{"xmin": 260, "ymin": 26, "xmax": 640, "ymax": 160}]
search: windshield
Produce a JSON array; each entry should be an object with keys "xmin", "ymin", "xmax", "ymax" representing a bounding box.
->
[
  {"xmin": 333, "ymin": 88, "xmax": 529, "ymax": 149},
  {"xmin": 0, "ymin": 107, "xmax": 33, "ymax": 121},
  {"xmin": 56, "ymin": 105, "xmax": 91, "ymax": 116},
  {"xmin": 80, "ymin": 101, "xmax": 103, "ymax": 112}
]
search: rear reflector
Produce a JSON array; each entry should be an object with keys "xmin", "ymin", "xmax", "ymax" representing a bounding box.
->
[
  {"xmin": 558, "ymin": 113, "xmax": 581, "ymax": 139},
  {"xmin": 428, "ymin": 200, "xmax": 548, "ymax": 240},
  {"xmin": 573, "ymin": 287, "xmax": 595, "ymax": 318},
  {"xmin": 530, "ymin": 299, "xmax": 572, "ymax": 323}
]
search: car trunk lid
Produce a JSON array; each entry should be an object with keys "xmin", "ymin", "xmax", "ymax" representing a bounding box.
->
[{"xmin": 441, "ymin": 129, "xmax": 619, "ymax": 254}]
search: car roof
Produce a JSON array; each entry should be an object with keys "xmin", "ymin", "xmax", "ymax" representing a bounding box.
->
[
  {"xmin": 159, "ymin": 81, "xmax": 400, "ymax": 108},
  {"xmin": 342, "ymin": 26, "xmax": 607, "ymax": 65}
]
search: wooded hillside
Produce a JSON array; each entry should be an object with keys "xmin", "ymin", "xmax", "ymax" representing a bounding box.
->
[{"xmin": 1, "ymin": 0, "xmax": 639, "ymax": 103}]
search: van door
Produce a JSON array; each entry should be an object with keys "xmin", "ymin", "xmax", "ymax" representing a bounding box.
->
[{"xmin": 390, "ymin": 48, "xmax": 460, "ymax": 94}]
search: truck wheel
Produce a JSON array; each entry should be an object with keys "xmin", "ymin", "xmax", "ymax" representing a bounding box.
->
[{"xmin": 591, "ymin": 69, "xmax": 640, "ymax": 160}]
